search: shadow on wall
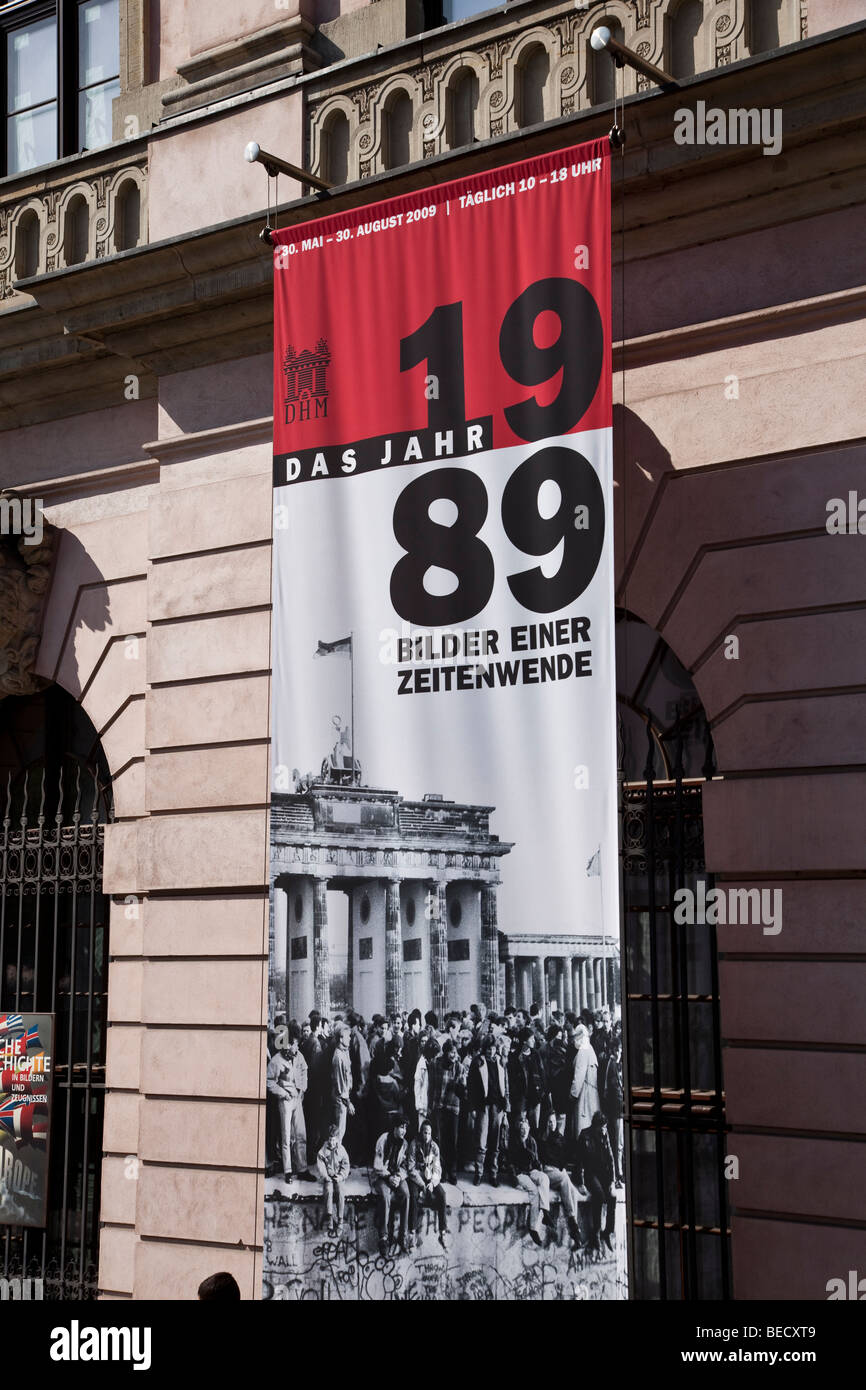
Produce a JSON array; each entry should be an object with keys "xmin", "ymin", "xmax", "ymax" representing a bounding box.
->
[
  {"xmin": 34, "ymin": 528, "xmax": 111, "ymax": 700},
  {"xmin": 612, "ymin": 403, "xmax": 672, "ymax": 598}
]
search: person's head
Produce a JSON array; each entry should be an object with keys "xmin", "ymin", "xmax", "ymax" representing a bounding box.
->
[
  {"xmin": 425, "ymin": 1011, "xmax": 438, "ymax": 1030},
  {"xmin": 482, "ymin": 1037, "xmax": 495, "ymax": 1059},
  {"xmin": 518, "ymin": 1116, "xmax": 530, "ymax": 1142},
  {"xmin": 504, "ymin": 1008, "xmax": 516, "ymax": 1026},
  {"xmin": 198, "ymin": 1271, "xmax": 241, "ymax": 1302},
  {"xmin": 447, "ymin": 1017, "xmax": 460, "ymax": 1038},
  {"xmin": 346, "ymin": 1010, "xmax": 359, "ymax": 1030},
  {"xmin": 326, "ymin": 1122, "xmax": 340, "ymax": 1147},
  {"xmin": 529, "ymin": 1001, "xmax": 540, "ymax": 1019},
  {"xmin": 591, "ymin": 1111, "xmax": 606, "ymax": 1132},
  {"xmin": 470, "ymin": 1003, "xmax": 480, "ymax": 1021},
  {"xmin": 574, "ymin": 1024, "xmax": 589, "ymax": 1047},
  {"xmin": 519, "ymin": 1027, "xmax": 533, "ymax": 1054},
  {"xmin": 282, "ymin": 1022, "xmax": 301, "ymax": 1057},
  {"xmin": 442, "ymin": 1040, "xmax": 456, "ymax": 1061},
  {"xmin": 613, "ymin": 1037, "xmax": 622, "ymax": 1059},
  {"xmin": 300, "ymin": 1020, "xmax": 311, "ymax": 1038},
  {"xmin": 546, "ymin": 1024, "xmax": 563, "ymax": 1044},
  {"xmin": 386, "ymin": 1035, "xmax": 402, "ymax": 1064},
  {"xmin": 408, "ymin": 1008, "xmax": 422, "ymax": 1034},
  {"xmin": 601, "ymin": 1006, "xmax": 611, "ymax": 1029},
  {"xmin": 547, "ymin": 1111, "xmax": 558, "ymax": 1132},
  {"xmin": 420, "ymin": 1119, "xmax": 432, "ymax": 1144},
  {"xmin": 309, "ymin": 1009, "xmax": 321, "ymax": 1034},
  {"xmin": 423, "ymin": 1038, "xmax": 440, "ymax": 1062},
  {"xmin": 334, "ymin": 1024, "xmax": 349, "ymax": 1049},
  {"xmin": 321, "ymin": 1018, "xmax": 331, "ymax": 1037},
  {"xmin": 497, "ymin": 1035, "xmax": 511, "ymax": 1059},
  {"xmin": 392, "ymin": 1118, "xmax": 408, "ymax": 1141}
]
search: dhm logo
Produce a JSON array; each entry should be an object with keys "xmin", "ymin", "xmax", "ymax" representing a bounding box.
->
[{"xmin": 283, "ymin": 338, "xmax": 330, "ymax": 425}]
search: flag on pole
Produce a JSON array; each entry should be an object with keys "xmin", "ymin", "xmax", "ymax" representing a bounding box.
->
[
  {"xmin": 586, "ymin": 847, "xmax": 601, "ymax": 877},
  {"xmin": 315, "ymin": 636, "xmax": 352, "ymax": 658}
]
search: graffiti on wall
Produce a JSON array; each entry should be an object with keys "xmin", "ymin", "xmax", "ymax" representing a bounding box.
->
[{"xmin": 263, "ymin": 1194, "xmax": 626, "ymax": 1301}]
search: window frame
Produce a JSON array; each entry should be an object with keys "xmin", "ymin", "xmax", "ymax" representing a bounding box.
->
[{"xmin": 1, "ymin": 0, "xmax": 119, "ymax": 180}]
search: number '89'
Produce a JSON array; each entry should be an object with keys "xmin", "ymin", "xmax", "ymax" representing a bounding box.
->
[{"xmin": 391, "ymin": 277, "xmax": 605, "ymax": 626}]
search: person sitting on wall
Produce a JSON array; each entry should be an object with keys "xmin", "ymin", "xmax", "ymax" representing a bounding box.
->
[
  {"xmin": 372, "ymin": 1117, "xmax": 411, "ymax": 1257},
  {"xmin": 266, "ymin": 1022, "xmax": 309, "ymax": 1186},
  {"xmin": 509, "ymin": 1114, "xmax": 552, "ymax": 1247},
  {"xmin": 574, "ymin": 1111, "xmax": 618, "ymax": 1257},
  {"xmin": 408, "ymin": 1118, "xmax": 449, "ymax": 1251},
  {"xmin": 317, "ymin": 1121, "xmax": 351, "ymax": 1238},
  {"xmin": 539, "ymin": 1111, "xmax": 586, "ymax": 1250}
]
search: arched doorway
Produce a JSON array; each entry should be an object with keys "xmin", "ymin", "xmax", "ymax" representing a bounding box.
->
[
  {"xmin": 616, "ymin": 609, "xmax": 731, "ymax": 1300},
  {"xmin": 0, "ymin": 685, "xmax": 111, "ymax": 1299}
]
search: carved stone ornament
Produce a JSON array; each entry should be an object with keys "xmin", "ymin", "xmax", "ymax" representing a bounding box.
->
[{"xmin": 0, "ymin": 494, "xmax": 57, "ymax": 697}]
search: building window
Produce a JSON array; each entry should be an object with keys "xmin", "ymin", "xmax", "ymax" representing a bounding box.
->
[
  {"xmin": 589, "ymin": 19, "xmax": 624, "ymax": 106},
  {"xmin": 517, "ymin": 45, "xmax": 549, "ymax": 127},
  {"xmin": 448, "ymin": 898, "xmax": 462, "ymax": 928},
  {"xmin": 290, "ymin": 936, "xmax": 308, "ymax": 960},
  {"xmin": 359, "ymin": 937, "xmax": 373, "ymax": 960},
  {"xmin": 322, "ymin": 109, "xmax": 350, "ymax": 186},
  {"xmin": 3, "ymin": 0, "xmax": 120, "ymax": 178},
  {"xmin": 447, "ymin": 67, "xmax": 478, "ymax": 148},
  {"xmin": 447, "ymin": 939, "xmax": 470, "ymax": 962},
  {"xmin": 667, "ymin": 0, "xmax": 704, "ymax": 80},
  {"xmin": 383, "ymin": 90, "xmax": 413, "ymax": 170},
  {"xmin": 403, "ymin": 938, "xmax": 422, "ymax": 962},
  {"xmin": 77, "ymin": 0, "xmax": 120, "ymax": 152},
  {"xmin": 425, "ymin": 0, "xmax": 493, "ymax": 23}
]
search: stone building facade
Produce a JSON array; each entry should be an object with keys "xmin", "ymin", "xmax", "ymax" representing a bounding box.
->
[{"xmin": 0, "ymin": 0, "xmax": 863, "ymax": 1301}]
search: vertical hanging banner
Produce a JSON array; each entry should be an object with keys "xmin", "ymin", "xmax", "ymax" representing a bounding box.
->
[
  {"xmin": 0, "ymin": 1013, "xmax": 53, "ymax": 1228},
  {"xmin": 266, "ymin": 138, "xmax": 625, "ymax": 1301}
]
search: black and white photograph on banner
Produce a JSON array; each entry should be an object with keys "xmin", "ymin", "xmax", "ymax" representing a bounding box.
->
[{"xmin": 265, "ymin": 142, "xmax": 623, "ymax": 1298}]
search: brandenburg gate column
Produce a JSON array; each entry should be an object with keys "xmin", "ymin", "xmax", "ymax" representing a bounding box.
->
[
  {"xmin": 480, "ymin": 883, "xmax": 500, "ymax": 1013},
  {"xmin": 385, "ymin": 878, "xmax": 403, "ymax": 1017},
  {"xmin": 313, "ymin": 877, "xmax": 331, "ymax": 1017},
  {"xmin": 273, "ymin": 879, "xmax": 288, "ymax": 1016},
  {"xmin": 428, "ymin": 880, "xmax": 448, "ymax": 1022},
  {"xmin": 505, "ymin": 958, "xmax": 516, "ymax": 1009}
]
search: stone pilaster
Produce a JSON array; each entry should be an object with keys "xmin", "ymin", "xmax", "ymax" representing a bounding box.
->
[
  {"xmin": 480, "ymin": 883, "xmax": 500, "ymax": 1013},
  {"xmin": 385, "ymin": 879, "xmax": 403, "ymax": 1017},
  {"xmin": 428, "ymin": 881, "xmax": 448, "ymax": 1023},
  {"xmin": 313, "ymin": 877, "xmax": 331, "ymax": 1016}
]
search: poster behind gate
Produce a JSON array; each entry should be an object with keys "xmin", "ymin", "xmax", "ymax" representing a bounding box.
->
[
  {"xmin": 266, "ymin": 139, "xmax": 626, "ymax": 1300},
  {"xmin": 0, "ymin": 1012, "xmax": 53, "ymax": 1229}
]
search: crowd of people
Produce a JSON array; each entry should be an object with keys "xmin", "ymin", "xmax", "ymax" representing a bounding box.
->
[{"xmin": 266, "ymin": 1000, "xmax": 623, "ymax": 1258}]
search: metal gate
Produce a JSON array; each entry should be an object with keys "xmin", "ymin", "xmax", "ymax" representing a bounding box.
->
[
  {"xmin": 0, "ymin": 759, "xmax": 109, "ymax": 1299},
  {"xmin": 621, "ymin": 718, "xmax": 731, "ymax": 1299}
]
